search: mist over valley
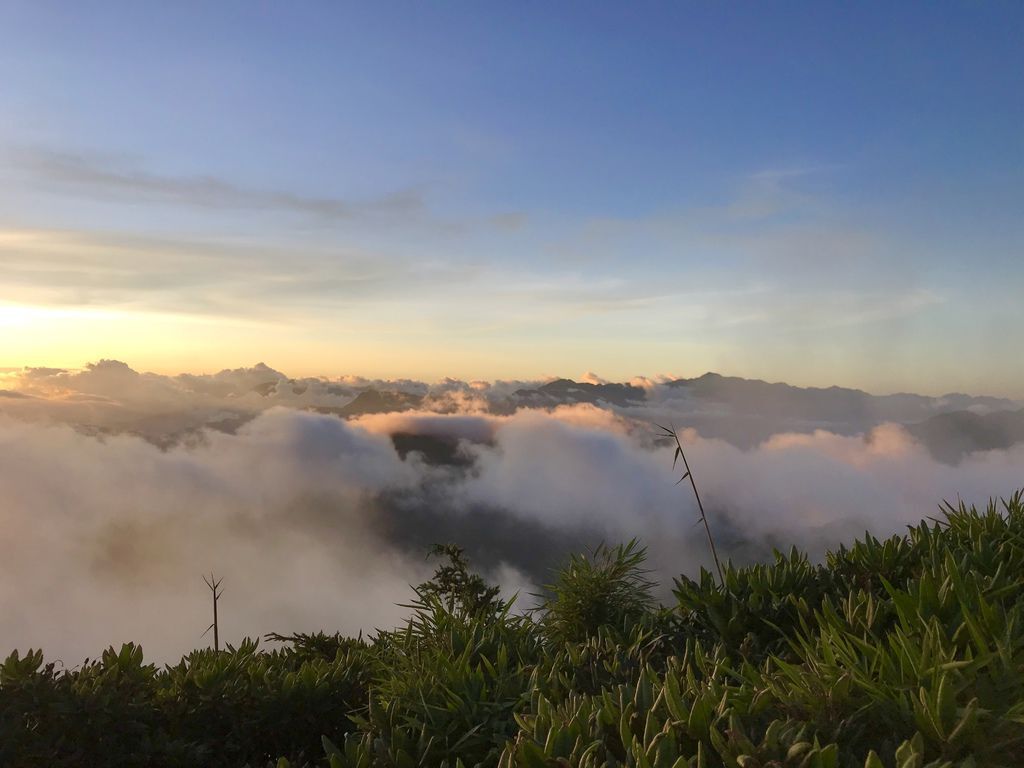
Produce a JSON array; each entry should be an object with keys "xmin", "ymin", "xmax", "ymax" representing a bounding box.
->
[{"xmin": 2, "ymin": 360, "xmax": 1020, "ymax": 662}]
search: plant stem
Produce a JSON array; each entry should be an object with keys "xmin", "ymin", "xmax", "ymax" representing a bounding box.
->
[{"xmin": 661, "ymin": 425, "xmax": 725, "ymax": 584}]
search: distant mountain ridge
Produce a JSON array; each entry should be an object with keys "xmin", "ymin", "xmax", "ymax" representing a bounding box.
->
[
  {"xmin": 664, "ymin": 372, "xmax": 1017, "ymax": 423},
  {"xmin": 510, "ymin": 378, "xmax": 646, "ymax": 408},
  {"xmin": 5, "ymin": 359, "xmax": 1020, "ymax": 462},
  {"xmin": 302, "ymin": 373, "xmax": 1023, "ymax": 463},
  {"xmin": 661, "ymin": 373, "xmax": 1022, "ymax": 458},
  {"xmin": 907, "ymin": 408, "xmax": 1024, "ymax": 463},
  {"xmin": 311, "ymin": 389, "xmax": 424, "ymax": 417}
]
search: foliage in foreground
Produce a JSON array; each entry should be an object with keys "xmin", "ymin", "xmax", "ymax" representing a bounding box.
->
[{"xmin": 3, "ymin": 493, "xmax": 1024, "ymax": 767}]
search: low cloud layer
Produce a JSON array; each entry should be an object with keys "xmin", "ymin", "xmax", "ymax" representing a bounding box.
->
[{"xmin": 1, "ymin": 362, "xmax": 1021, "ymax": 663}]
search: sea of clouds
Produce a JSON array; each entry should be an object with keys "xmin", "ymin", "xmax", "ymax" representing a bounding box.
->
[{"xmin": 1, "ymin": 361, "xmax": 1021, "ymax": 663}]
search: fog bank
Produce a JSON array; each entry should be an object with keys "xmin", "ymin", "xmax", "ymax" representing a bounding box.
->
[{"xmin": 1, "ymin": 385, "xmax": 1021, "ymax": 662}]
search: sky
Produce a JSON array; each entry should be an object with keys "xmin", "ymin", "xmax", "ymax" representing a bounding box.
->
[{"xmin": 0, "ymin": 2, "xmax": 1021, "ymax": 395}]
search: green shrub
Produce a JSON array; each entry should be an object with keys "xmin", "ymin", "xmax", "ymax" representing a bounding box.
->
[
  {"xmin": 4, "ymin": 492, "xmax": 1023, "ymax": 767},
  {"xmin": 0, "ymin": 637, "xmax": 372, "ymax": 767},
  {"xmin": 540, "ymin": 540, "xmax": 657, "ymax": 645},
  {"xmin": 502, "ymin": 493, "xmax": 1024, "ymax": 768}
]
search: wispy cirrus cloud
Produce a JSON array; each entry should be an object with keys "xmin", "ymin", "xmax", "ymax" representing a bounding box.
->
[
  {"xmin": 0, "ymin": 226, "xmax": 475, "ymax": 319},
  {"xmin": 0, "ymin": 221, "xmax": 947, "ymax": 346},
  {"xmin": 3, "ymin": 145, "xmax": 530, "ymax": 239},
  {"xmin": 7, "ymin": 146, "xmax": 427, "ymax": 221}
]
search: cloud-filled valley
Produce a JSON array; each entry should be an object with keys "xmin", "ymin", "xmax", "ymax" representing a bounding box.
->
[{"xmin": 1, "ymin": 360, "xmax": 1021, "ymax": 662}]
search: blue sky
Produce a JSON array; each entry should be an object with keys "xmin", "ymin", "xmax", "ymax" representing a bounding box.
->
[{"xmin": 0, "ymin": 2, "xmax": 1021, "ymax": 394}]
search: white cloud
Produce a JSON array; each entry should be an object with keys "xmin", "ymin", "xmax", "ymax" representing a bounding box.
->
[{"xmin": 1, "ymin": 363, "xmax": 1021, "ymax": 663}]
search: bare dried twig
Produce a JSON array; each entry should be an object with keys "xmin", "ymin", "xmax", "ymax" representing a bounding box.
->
[{"xmin": 202, "ymin": 573, "xmax": 224, "ymax": 651}]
